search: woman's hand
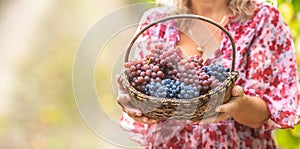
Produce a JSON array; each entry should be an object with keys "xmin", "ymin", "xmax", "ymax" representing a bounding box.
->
[
  {"xmin": 197, "ymin": 85, "xmax": 270, "ymax": 128},
  {"xmin": 116, "ymin": 75, "xmax": 159, "ymax": 124}
]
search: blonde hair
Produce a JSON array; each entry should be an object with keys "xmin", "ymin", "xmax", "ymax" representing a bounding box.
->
[{"xmin": 156, "ymin": 0, "xmax": 256, "ymax": 22}]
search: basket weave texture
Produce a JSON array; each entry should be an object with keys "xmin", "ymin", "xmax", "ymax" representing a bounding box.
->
[{"xmin": 120, "ymin": 14, "xmax": 239, "ymax": 121}]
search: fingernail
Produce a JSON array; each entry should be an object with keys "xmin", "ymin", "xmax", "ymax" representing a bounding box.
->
[
  {"xmin": 136, "ymin": 112, "xmax": 142, "ymax": 116},
  {"xmin": 233, "ymin": 86, "xmax": 237, "ymax": 94},
  {"xmin": 215, "ymin": 106, "xmax": 221, "ymax": 112},
  {"xmin": 143, "ymin": 117, "xmax": 148, "ymax": 122}
]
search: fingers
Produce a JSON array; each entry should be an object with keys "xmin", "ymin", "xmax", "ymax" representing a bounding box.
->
[
  {"xmin": 117, "ymin": 93, "xmax": 131, "ymax": 105},
  {"xmin": 231, "ymin": 85, "xmax": 244, "ymax": 97},
  {"xmin": 215, "ymin": 94, "xmax": 238, "ymax": 113},
  {"xmin": 142, "ymin": 118, "xmax": 159, "ymax": 124},
  {"xmin": 116, "ymin": 74, "xmax": 159, "ymax": 124},
  {"xmin": 117, "ymin": 94, "xmax": 142, "ymax": 116},
  {"xmin": 215, "ymin": 85, "xmax": 245, "ymax": 113},
  {"xmin": 124, "ymin": 105, "xmax": 142, "ymax": 117},
  {"xmin": 116, "ymin": 74, "xmax": 126, "ymax": 93},
  {"xmin": 215, "ymin": 100, "xmax": 235, "ymax": 113},
  {"xmin": 127, "ymin": 113, "xmax": 159, "ymax": 124},
  {"xmin": 117, "ymin": 94, "xmax": 159, "ymax": 124}
]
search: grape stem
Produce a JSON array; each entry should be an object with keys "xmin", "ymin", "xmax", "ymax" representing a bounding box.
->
[{"xmin": 147, "ymin": 57, "xmax": 153, "ymax": 65}]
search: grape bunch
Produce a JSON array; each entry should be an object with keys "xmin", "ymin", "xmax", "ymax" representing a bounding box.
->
[
  {"xmin": 177, "ymin": 55, "xmax": 203, "ymax": 70},
  {"xmin": 203, "ymin": 64, "xmax": 230, "ymax": 82},
  {"xmin": 161, "ymin": 48, "xmax": 184, "ymax": 80},
  {"xmin": 145, "ymin": 79, "xmax": 181, "ymax": 98},
  {"xmin": 178, "ymin": 83, "xmax": 200, "ymax": 99},
  {"xmin": 146, "ymin": 45, "xmax": 183, "ymax": 80},
  {"xmin": 176, "ymin": 55, "xmax": 216, "ymax": 94},
  {"xmin": 124, "ymin": 59, "xmax": 164, "ymax": 92},
  {"xmin": 145, "ymin": 79, "xmax": 200, "ymax": 99},
  {"xmin": 176, "ymin": 55, "xmax": 204, "ymax": 84},
  {"xmin": 124, "ymin": 44, "xmax": 183, "ymax": 92}
]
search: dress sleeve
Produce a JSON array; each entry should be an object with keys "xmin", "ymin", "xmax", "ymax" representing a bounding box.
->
[{"xmin": 243, "ymin": 5, "xmax": 299, "ymax": 129}]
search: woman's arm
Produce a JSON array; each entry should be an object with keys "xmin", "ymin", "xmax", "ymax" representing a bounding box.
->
[
  {"xmin": 201, "ymin": 4, "xmax": 299, "ymax": 129},
  {"xmin": 243, "ymin": 4, "xmax": 299, "ymax": 128},
  {"xmin": 215, "ymin": 85, "xmax": 269, "ymax": 128},
  {"xmin": 117, "ymin": 74, "xmax": 159, "ymax": 124},
  {"xmin": 196, "ymin": 85, "xmax": 269, "ymax": 129}
]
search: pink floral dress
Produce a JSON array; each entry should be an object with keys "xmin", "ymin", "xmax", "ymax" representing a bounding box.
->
[{"xmin": 120, "ymin": 2, "xmax": 300, "ymax": 148}]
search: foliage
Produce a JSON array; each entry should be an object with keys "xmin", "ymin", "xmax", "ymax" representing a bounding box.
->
[{"xmin": 275, "ymin": 125, "xmax": 300, "ymax": 148}]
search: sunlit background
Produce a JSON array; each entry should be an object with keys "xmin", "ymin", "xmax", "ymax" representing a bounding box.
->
[{"xmin": 0, "ymin": 0, "xmax": 299, "ymax": 148}]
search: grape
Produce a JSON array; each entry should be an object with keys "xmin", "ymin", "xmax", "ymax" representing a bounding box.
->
[
  {"xmin": 143, "ymin": 65, "xmax": 149, "ymax": 71},
  {"xmin": 146, "ymin": 70, "xmax": 152, "ymax": 76},
  {"xmin": 202, "ymin": 74, "xmax": 209, "ymax": 80},
  {"xmin": 160, "ymin": 60, "xmax": 167, "ymax": 66},
  {"xmin": 185, "ymin": 63, "xmax": 190, "ymax": 69},
  {"xmin": 189, "ymin": 62, "xmax": 195, "ymax": 69},
  {"xmin": 155, "ymin": 77, "xmax": 161, "ymax": 82},
  {"xmin": 144, "ymin": 76, "xmax": 150, "ymax": 82},
  {"xmin": 153, "ymin": 65, "xmax": 160, "ymax": 72},
  {"xmin": 130, "ymin": 71, "xmax": 136, "ymax": 77},
  {"xmin": 130, "ymin": 65, "xmax": 136, "ymax": 71},
  {"xmin": 136, "ymin": 63, "xmax": 141, "ymax": 70},
  {"xmin": 124, "ymin": 62, "xmax": 131, "ymax": 68},
  {"xmin": 202, "ymin": 80, "xmax": 209, "ymax": 86},
  {"xmin": 161, "ymin": 92, "xmax": 167, "ymax": 97},
  {"xmin": 151, "ymin": 72, "xmax": 157, "ymax": 78},
  {"xmin": 183, "ymin": 78, "xmax": 189, "ymax": 84},
  {"xmin": 157, "ymin": 71, "xmax": 164, "ymax": 78},
  {"xmin": 180, "ymin": 90, "xmax": 185, "ymax": 94},
  {"xmin": 137, "ymin": 77, "xmax": 144, "ymax": 83}
]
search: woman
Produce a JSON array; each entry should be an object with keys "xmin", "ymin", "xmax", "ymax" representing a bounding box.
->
[{"xmin": 117, "ymin": 0, "xmax": 300, "ymax": 148}]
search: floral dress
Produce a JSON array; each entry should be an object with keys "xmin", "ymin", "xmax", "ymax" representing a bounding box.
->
[{"xmin": 120, "ymin": 2, "xmax": 300, "ymax": 149}]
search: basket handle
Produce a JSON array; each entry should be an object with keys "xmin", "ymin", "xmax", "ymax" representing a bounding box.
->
[{"xmin": 125, "ymin": 14, "xmax": 236, "ymax": 72}]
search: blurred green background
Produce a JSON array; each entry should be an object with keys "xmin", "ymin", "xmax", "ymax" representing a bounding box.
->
[{"xmin": 0, "ymin": 0, "xmax": 299, "ymax": 148}]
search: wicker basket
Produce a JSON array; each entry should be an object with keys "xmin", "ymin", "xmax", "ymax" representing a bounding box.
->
[{"xmin": 120, "ymin": 14, "xmax": 239, "ymax": 121}]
